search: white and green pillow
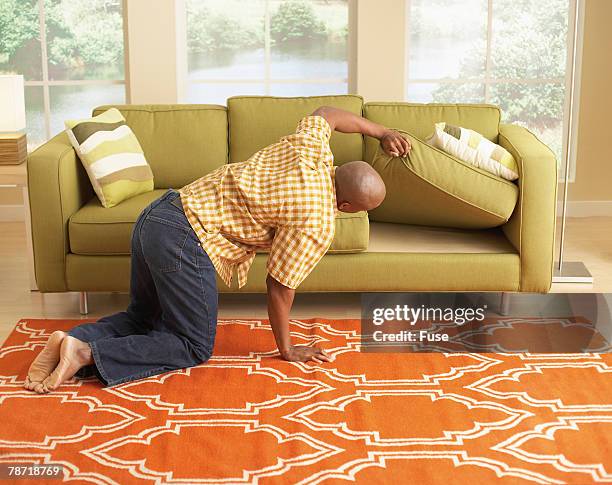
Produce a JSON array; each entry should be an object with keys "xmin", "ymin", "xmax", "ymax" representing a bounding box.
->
[
  {"xmin": 65, "ymin": 108, "xmax": 154, "ymax": 208},
  {"xmin": 426, "ymin": 122, "xmax": 519, "ymax": 181}
]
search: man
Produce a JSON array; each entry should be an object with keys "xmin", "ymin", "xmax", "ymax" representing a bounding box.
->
[{"xmin": 24, "ymin": 106, "xmax": 411, "ymax": 393}]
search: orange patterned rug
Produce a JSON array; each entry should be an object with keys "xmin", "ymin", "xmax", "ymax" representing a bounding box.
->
[{"xmin": 0, "ymin": 317, "xmax": 611, "ymax": 484}]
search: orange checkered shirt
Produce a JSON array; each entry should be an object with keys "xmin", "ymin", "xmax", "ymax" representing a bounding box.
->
[{"xmin": 177, "ymin": 115, "xmax": 338, "ymax": 290}]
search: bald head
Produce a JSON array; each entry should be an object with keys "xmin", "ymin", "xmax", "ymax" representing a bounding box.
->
[{"xmin": 334, "ymin": 161, "xmax": 386, "ymax": 213}]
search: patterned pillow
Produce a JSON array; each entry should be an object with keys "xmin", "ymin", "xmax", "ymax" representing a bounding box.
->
[
  {"xmin": 65, "ymin": 108, "xmax": 154, "ymax": 208},
  {"xmin": 425, "ymin": 122, "xmax": 519, "ymax": 181}
]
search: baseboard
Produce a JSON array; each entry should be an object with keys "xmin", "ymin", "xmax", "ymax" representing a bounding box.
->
[
  {"xmin": 557, "ymin": 200, "xmax": 612, "ymax": 217},
  {"xmin": 0, "ymin": 204, "xmax": 25, "ymax": 222}
]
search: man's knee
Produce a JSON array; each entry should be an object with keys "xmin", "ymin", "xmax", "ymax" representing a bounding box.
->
[
  {"xmin": 189, "ymin": 341, "xmax": 213, "ymax": 364},
  {"xmin": 173, "ymin": 334, "xmax": 210, "ymax": 366}
]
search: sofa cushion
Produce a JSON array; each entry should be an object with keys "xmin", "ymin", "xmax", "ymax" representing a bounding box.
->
[
  {"xmin": 92, "ymin": 104, "xmax": 229, "ymax": 188},
  {"xmin": 368, "ymin": 130, "xmax": 519, "ymax": 229},
  {"xmin": 65, "ymin": 108, "xmax": 155, "ymax": 208},
  {"xmin": 329, "ymin": 211, "xmax": 369, "ymax": 252},
  {"xmin": 363, "ymin": 102, "xmax": 501, "ymax": 163},
  {"xmin": 426, "ymin": 122, "xmax": 519, "ymax": 180},
  {"xmin": 227, "ymin": 95, "xmax": 364, "ymax": 165},
  {"xmin": 69, "ymin": 191, "xmax": 369, "ymax": 255},
  {"xmin": 69, "ymin": 190, "xmax": 166, "ymax": 255}
]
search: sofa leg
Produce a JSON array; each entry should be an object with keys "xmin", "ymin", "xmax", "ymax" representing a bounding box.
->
[
  {"xmin": 79, "ymin": 291, "xmax": 89, "ymax": 315},
  {"xmin": 499, "ymin": 292, "xmax": 511, "ymax": 316}
]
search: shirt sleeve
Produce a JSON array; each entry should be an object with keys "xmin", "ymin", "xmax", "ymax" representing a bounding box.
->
[
  {"xmin": 266, "ymin": 225, "xmax": 332, "ymax": 289},
  {"xmin": 284, "ymin": 115, "xmax": 333, "ymax": 170}
]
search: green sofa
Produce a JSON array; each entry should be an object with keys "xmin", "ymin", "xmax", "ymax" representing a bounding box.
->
[{"xmin": 26, "ymin": 95, "xmax": 558, "ymax": 312}]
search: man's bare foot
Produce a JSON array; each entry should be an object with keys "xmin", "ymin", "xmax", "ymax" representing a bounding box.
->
[
  {"xmin": 24, "ymin": 331, "xmax": 67, "ymax": 391},
  {"xmin": 35, "ymin": 336, "xmax": 93, "ymax": 394}
]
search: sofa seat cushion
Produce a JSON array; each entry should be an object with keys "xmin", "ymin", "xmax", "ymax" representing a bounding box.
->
[
  {"xmin": 329, "ymin": 211, "xmax": 369, "ymax": 252},
  {"xmin": 69, "ymin": 189, "xmax": 167, "ymax": 255},
  {"xmin": 368, "ymin": 131, "xmax": 519, "ymax": 229},
  {"xmin": 253, "ymin": 210, "xmax": 369, "ymax": 254},
  {"xmin": 69, "ymin": 191, "xmax": 369, "ymax": 255}
]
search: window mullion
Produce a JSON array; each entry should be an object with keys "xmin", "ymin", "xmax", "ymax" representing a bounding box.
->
[
  {"xmin": 38, "ymin": 0, "xmax": 51, "ymax": 140},
  {"xmin": 264, "ymin": 0, "xmax": 271, "ymax": 95},
  {"xmin": 484, "ymin": 0, "xmax": 493, "ymax": 103}
]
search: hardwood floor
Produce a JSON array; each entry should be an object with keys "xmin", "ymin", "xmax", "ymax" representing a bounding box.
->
[{"xmin": 1, "ymin": 217, "xmax": 610, "ymax": 343}]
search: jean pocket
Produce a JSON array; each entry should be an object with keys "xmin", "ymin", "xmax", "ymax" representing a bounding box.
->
[{"xmin": 141, "ymin": 217, "xmax": 190, "ymax": 273}]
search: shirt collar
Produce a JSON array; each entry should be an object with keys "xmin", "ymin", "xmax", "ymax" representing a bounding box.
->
[{"xmin": 331, "ymin": 165, "xmax": 339, "ymax": 217}]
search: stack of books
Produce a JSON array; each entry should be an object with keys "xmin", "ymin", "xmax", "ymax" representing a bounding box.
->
[{"xmin": 0, "ymin": 134, "xmax": 27, "ymax": 165}]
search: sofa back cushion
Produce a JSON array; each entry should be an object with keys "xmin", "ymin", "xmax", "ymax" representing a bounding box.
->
[
  {"xmin": 227, "ymin": 95, "xmax": 364, "ymax": 165},
  {"xmin": 363, "ymin": 103, "xmax": 501, "ymax": 162},
  {"xmin": 92, "ymin": 104, "xmax": 228, "ymax": 188}
]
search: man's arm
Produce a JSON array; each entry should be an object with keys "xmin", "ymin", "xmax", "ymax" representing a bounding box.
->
[
  {"xmin": 266, "ymin": 274, "xmax": 331, "ymax": 363},
  {"xmin": 312, "ymin": 105, "xmax": 411, "ymax": 157}
]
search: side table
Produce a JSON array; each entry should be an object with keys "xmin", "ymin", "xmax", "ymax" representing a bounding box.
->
[{"xmin": 0, "ymin": 162, "xmax": 37, "ymax": 291}]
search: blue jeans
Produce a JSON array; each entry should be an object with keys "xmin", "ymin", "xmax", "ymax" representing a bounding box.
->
[{"xmin": 68, "ymin": 189, "xmax": 218, "ymax": 387}]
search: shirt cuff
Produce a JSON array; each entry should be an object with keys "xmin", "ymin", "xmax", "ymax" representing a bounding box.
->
[{"xmin": 267, "ymin": 266, "xmax": 301, "ymax": 290}]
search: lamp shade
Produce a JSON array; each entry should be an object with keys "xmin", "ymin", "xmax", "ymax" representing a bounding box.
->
[{"xmin": 0, "ymin": 75, "xmax": 26, "ymax": 132}]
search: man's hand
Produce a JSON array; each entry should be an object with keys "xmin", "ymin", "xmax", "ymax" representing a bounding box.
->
[
  {"xmin": 266, "ymin": 275, "xmax": 332, "ymax": 364},
  {"xmin": 282, "ymin": 345, "xmax": 332, "ymax": 363},
  {"xmin": 380, "ymin": 129, "xmax": 411, "ymax": 157},
  {"xmin": 311, "ymin": 106, "xmax": 411, "ymax": 157}
]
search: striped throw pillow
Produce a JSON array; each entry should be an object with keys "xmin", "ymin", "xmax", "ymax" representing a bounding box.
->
[
  {"xmin": 65, "ymin": 108, "xmax": 154, "ymax": 208},
  {"xmin": 425, "ymin": 122, "xmax": 519, "ymax": 181}
]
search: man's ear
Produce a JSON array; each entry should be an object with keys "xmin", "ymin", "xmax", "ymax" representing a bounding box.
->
[{"xmin": 338, "ymin": 201, "xmax": 352, "ymax": 212}]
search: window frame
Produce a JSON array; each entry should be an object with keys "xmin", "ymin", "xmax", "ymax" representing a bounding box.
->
[
  {"xmin": 23, "ymin": 0, "xmax": 128, "ymax": 144},
  {"xmin": 404, "ymin": 0, "xmax": 584, "ymax": 182}
]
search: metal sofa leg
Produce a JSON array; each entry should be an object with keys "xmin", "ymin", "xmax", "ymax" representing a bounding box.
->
[
  {"xmin": 499, "ymin": 292, "xmax": 511, "ymax": 316},
  {"xmin": 79, "ymin": 291, "xmax": 89, "ymax": 315}
]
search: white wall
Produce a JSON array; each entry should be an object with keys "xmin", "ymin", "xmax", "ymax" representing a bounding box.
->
[
  {"xmin": 353, "ymin": 0, "xmax": 407, "ymax": 101},
  {"xmin": 124, "ymin": 0, "xmax": 187, "ymax": 104}
]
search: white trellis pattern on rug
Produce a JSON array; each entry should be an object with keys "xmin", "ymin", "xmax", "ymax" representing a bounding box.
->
[{"xmin": 0, "ymin": 317, "xmax": 610, "ymax": 484}]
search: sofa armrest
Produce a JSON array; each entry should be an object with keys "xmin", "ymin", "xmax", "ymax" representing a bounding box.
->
[
  {"xmin": 498, "ymin": 124, "xmax": 558, "ymax": 293},
  {"xmin": 27, "ymin": 132, "xmax": 94, "ymax": 291}
]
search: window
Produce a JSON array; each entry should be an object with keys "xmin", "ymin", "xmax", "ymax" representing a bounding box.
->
[
  {"xmin": 186, "ymin": 0, "xmax": 349, "ymax": 104},
  {"xmin": 406, "ymin": 0, "xmax": 575, "ymax": 178},
  {"xmin": 0, "ymin": 0, "xmax": 126, "ymax": 150}
]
